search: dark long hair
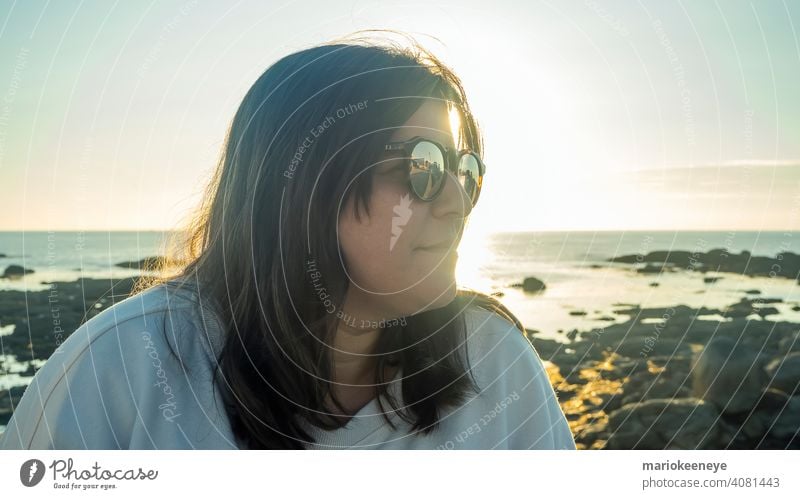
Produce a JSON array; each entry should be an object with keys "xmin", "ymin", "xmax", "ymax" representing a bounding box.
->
[{"xmin": 135, "ymin": 32, "xmax": 525, "ymax": 449}]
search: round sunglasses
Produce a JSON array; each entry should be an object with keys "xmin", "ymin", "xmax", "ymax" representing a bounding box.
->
[{"xmin": 384, "ymin": 136, "xmax": 485, "ymax": 206}]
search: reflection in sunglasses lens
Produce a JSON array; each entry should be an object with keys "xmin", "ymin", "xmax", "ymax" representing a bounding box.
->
[
  {"xmin": 410, "ymin": 141, "xmax": 445, "ymax": 200},
  {"xmin": 458, "ymin": 153, "xmax": 481, "ymax": 202}
]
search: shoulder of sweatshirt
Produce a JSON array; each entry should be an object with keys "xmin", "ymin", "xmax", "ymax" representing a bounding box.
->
[
  {"xmin": 462, "ymin": 304, "xmax": 542, "ymax": 381},
  {"xmin": 459, "ymin": 305, "xmax": 577, "ymax": 449},
  {"xmin": 15, "ymin": 280, "xmax": 223, "ymax": 403},
  {"xmin": 0, "ymin": 281, "xmax": 237, "ymax": 450}
]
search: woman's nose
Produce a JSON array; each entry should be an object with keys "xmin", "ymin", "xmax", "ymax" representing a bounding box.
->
[{"xmin": 430, "ymin": 170, "xmax": 472, "ymax": 220}]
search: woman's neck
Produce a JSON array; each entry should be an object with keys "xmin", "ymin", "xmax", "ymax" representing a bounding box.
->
[{"xmin": 331, "ymin": 319, "xmax": 381, "ymax": 385}]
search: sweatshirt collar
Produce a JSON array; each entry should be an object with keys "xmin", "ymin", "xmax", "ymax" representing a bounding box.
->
[{"xmin": 300, "ymin": 368, "xmax": 407, "ymax": 449}]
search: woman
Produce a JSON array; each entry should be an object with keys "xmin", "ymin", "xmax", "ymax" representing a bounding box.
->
[{"xmin": 0, "ymin": 33, "xmax": 575, "ymax": 450}]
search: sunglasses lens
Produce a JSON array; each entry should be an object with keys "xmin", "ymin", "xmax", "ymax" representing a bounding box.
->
[
  {"xmin": 409, "ymin": 141, "xmax": 445, "ymax": 200},
  {"xmin": 458, "ymin": 153, "xmax": 482, "ymax": 204}
]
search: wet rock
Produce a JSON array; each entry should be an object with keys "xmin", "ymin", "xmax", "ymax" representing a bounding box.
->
[
  {"xmin": 574, "ymin": 421, "xmax": 608, "ymax": 447},
  {"xmin": 1, "ymin": 265, "xmax": 34, "ymax": 278},
  {"xmin": 737, "ymin": 389, "xmax": 800, "ymax": 441},
  {"xmin": 623, "ymin": 337, "xmax": 692, "ymax": 358},
  {"xmin": 0, "ymin": 385, "xmax": 29, "ymax": 426},
  {"xmin": 621, "ymin": 373, "xmax": 691, "ymax": 407},
  {"xmin": 606, "ymin": 398, "xmax": 720, "ymax": 449},
  {"xmin": 594, "ymin": 316, "xmax": 617, "ymax": 322},
  {"xmin": 770, "ymin": 396, "xmax": 800, "ymax": 439},
  {"xmin": 721, "ymin": 297, "xmax": 782, "ymax": 319},
  {"xmin": 510, "ymin": 276, "xmax": 546, "ymax": 293},
  {"xmin": 778, "ymin": 333, "xmax": 800, "ymax": 354},
  {"xmin": 637, "ymin": 264, "xmax": 667, "ymax": 274},
  {"xmin": 528, "ymin": 337, "xmax": 562, "ymax": 358},
  {"xmin": 612, "ymin": 358, "xmax": 650, "ymax": 376},
  {"xmin": 764, "ymin": 352, "xmax": 800, "ymax": 395},
  {"xmin": 692, "ymin": 337, "xmax": 768, "ymax": 413},
  {"xmin": 609, "ymin": 249, "xmax": 800, "ymax": 281}
]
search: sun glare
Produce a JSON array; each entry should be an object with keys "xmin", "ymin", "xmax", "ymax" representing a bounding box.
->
[{"xmin": 448, "ymin": 104, "xmax": 462, "ymax": 148}]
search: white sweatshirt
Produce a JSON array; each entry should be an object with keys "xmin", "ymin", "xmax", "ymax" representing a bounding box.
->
[{"xmin": 0, "ymin": 281, "xmax": 576, "ymax": 450}]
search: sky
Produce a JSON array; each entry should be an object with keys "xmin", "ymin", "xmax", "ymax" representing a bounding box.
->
[{"xmin": 0, "ymin": 0, "xmax": 799, "ymax": 233}]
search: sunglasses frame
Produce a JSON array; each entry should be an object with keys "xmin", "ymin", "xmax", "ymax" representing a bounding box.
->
[{"xmin": 383, "ymin": 135, "xmax": 486, "ymax": 206}]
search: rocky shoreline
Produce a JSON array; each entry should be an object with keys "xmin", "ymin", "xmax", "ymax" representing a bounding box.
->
[
  {"xmin": 608, "ymin": 248, "xmax": 800, "ymax": 282},
  {"xmin": 527, "ymin": 298, "xmax": 800, "ymax": 449}
]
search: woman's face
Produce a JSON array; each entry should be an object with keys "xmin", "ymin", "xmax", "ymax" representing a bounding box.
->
[{"xmin": 338, "ymin": 99, "xmax": 474, "ymax": 322}]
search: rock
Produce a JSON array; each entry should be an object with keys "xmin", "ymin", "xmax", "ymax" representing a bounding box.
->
[
  {"xmin": 613, "ymin": 358, "xmax": 650, "ymax": 376},
  {"xmin": 736, "ymin": 389, "xmax": 785, "ymax": 439},
  {"xmin": 649, "ymin": 282, "xmax": 659, "ymax": 287},
  {"xmin": 648, "ymin": 354, "xmax": 692, "ymax": 370},
  {"xmin": 0, "ymin": 385, "xmax": 29, "ymax": 426},
  {"xmin": 528, "ymin": 337, "xmax": 562, "ymax": 358},
  {"xmin": 555, "ymin": 385, "xmax": 578, "ymax": 400},
  {"xmin": 1, "ymin": 264, "xmax": 34, "ymax": 278},
  {"xmin": 770, "ymin": 396, "xmax": 800, "ymax": 439},
  {"xmin": 756, "ymin": 306, "xmax": 780, "ymax": 318},
  {"xmin": 722, "ymin": 299, "xmax": 756, "ymax": 318},
  {"xmin": 681, "ymin": 320, "xmax": 727, "ymax": 344},
  {"xmin": 778, "ymin": 333, "xmax": 800, "ymax": 354},
  {"xmin": 737, "ymin": 389, "xmax": 799, "ymax": 441},
  {"xmin": 569, "ymin": 310, "xmax": 587, "ymax": 316},
  {"xmin": 636, "ymin": 337, "xmax": 693, "ymax": 358},
  {"xmin": 692, "ymin": 337, "xmax": 769, "ymax": 413},
  {"xmin": 764, "ymin": 352, "xmax": 800, "ymax": 395},
  {"xmin": 745, "ymin": 289, "xmax": 762, "ymax": 295},
  {"xmin": 598, "ymin": 392, "xmax": 625, "ymax": 413},
  {"xmin": 621, "ymin": 376, "xmax": 691, "ymax": 407},
  {"xmin": 574, "ymin": 421, "xmax": 608, "ymax": 446},
  {"xmin": 594, "ymin": 316, "xmax": 616, "ymax": 322},
  {"xmin": 637, "ymin": 264, "xmax": 666, "ymax": 274},
  {"xmin": 519, "ymin": 277, "xmax": 546, "ymax": 293},
  {"xmin": 606, "ymin": 398, "xmax": 720, "ymax": 449},
  {"xmin": 608, "ymin": 249, "xmax": 800, "ymax": 281},
  {"xmin": 703, "ymin": 276, "xmax": 722, "ymax": 284},
  {"xmin": 721, "ymin": 297, "xmax": 782, "ymax": 318}
]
